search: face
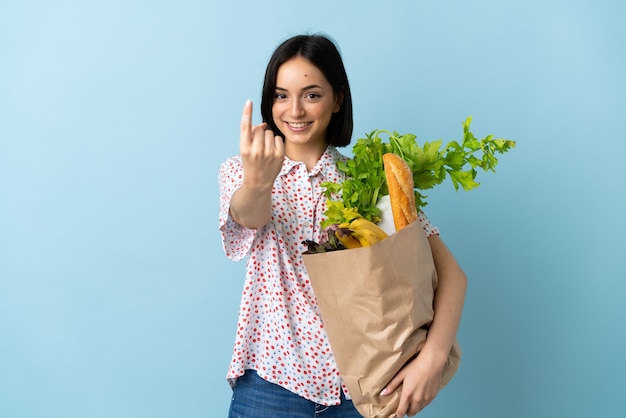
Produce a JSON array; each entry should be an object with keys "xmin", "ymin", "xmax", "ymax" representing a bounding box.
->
[{"xmin": 272, "ymin": 56, "xmax": 342, "ymax": 151}]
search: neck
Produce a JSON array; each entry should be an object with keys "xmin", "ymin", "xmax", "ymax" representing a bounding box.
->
[{"xmin": 286, "ymin": 143, "xmax": 328, "ymax": 171}]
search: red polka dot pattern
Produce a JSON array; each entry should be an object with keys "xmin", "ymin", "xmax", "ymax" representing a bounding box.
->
[{"xmin": 218, "ymin": 146, "xmax": 439, "ymax": 406}]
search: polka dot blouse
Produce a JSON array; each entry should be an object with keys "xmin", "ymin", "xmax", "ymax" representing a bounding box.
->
[{"xmin": 218, "ymin": 146, "xmax": 439, "ymax": 406}]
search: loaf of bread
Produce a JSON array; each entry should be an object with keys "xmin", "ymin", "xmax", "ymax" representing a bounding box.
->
[{"xmin": 382, "ymin": 153, "xmax": 418, "ymax": 231}]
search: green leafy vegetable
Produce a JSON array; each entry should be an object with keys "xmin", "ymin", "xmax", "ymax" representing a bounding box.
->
[{"xmin": 321, "ymin": 116, "xmax": 516, "ymax": 228}]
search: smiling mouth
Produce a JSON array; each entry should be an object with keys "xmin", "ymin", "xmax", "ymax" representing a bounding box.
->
[{"xmin": 285, "ymin": 121, "xmax": 312, "ymax": 129}]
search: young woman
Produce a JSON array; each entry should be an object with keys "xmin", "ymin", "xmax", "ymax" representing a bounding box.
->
[{"xmin": 218, "ymin": 34, "xmax": 467, "ymax": 418}]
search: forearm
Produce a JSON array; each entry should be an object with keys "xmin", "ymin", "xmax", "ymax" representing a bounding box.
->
[
  {"xmin": 422, "ymin": 234, "xmax": 467, "ymax": 361},
  {"xmin": 229, "ymin": 182, "xmax": 273, "ymax": 230}
]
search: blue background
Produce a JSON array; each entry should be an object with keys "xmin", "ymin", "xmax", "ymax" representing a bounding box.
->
[{"xmin": 1, "ymin": 1, "xmax": 625, "ymax": 417}]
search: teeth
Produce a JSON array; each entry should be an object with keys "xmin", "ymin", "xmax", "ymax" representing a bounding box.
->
[{"xmin": 287, "ymin": 122, "xmax": 310, "ymax": 128}]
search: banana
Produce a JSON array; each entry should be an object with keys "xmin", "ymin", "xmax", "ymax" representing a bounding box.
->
[
  {"xmin": 348, "ymin": 218, "xmax": 388, "ymax": 242},
  {"xmin": 351, "ymin": 227, "xmax": 382, "ymax": 247},
  {"xmin": 352, "ymin": 228, "xmax": 388, "ymax": 247},
  {"xmin": 335, "ymin": 228, "xmax": 362, "ymax": 249},
  {"xmin": 334, "ymin": 218, "xmax": 389, "ymax": 249}
]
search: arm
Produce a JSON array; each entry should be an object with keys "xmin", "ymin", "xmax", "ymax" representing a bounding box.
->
[
  {"xmin": 229, "ymin": 100, "xmax": 285, "ymax": 229},
  {"xmin": 382, "ymin": 234, "xmax": 467, "ymax": 417}
]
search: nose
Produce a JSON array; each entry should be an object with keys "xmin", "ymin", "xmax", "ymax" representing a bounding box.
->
[{"xmin": 290, "ymin": 98, "xmax": 305, "ymax": 117}]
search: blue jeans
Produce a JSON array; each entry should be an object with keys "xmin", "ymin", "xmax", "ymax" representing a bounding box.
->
[{"xmin": 228, "ymin": 370, "xmax": 363, "ymax": 418}]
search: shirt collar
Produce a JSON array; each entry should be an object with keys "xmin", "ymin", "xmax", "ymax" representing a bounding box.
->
[{"xmin": 279, "ymin": 146, "xmax": 345, "ymax": 179}]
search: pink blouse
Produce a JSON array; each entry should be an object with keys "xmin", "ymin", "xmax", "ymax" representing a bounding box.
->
[{"xmin": 218, "ymin": 146, "xmax": 439, "ymax": 406}]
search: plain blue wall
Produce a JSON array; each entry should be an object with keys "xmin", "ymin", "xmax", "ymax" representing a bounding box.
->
[{"xmin": 1, "ymin": 1, "xmax": 625, "ymax": 417}]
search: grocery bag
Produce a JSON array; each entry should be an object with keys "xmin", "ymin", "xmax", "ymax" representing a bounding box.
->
[{"xmin": 302, "ymin": 220, "xmax": 461, "ymax": 418}]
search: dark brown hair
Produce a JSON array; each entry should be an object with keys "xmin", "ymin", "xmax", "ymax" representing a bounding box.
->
[{"xmin": 260, "ymin": 34, "xmax": 353, "ymax": 147}]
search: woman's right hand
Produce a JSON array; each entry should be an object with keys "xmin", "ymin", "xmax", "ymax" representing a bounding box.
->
[
  {"xmin": 228, "ymin": 100, "xmax": 284, "ymax": 229},
  {"xmin": 239, "ymin": 100, "xmax": 285, "ymax": 189}
]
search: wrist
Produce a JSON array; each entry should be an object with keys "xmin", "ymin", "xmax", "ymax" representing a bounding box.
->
[{"xmin": 419, "ymin": 343, "xmax": 450, "ymax": 367}]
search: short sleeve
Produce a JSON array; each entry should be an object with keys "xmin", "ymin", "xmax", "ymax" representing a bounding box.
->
[
  {"xmin": 218, "ymin": 157, "xmax": 256, "ymax": 261},
  {"xmin": 417, "ymin": 210, "xmax": 440, "ymax": 237}
]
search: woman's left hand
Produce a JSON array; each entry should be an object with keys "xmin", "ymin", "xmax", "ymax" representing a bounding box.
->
[
  {"xmin": 381, "ymin": 234, "xmax": 466, "ymax": 417},
  {"xmin": 380, "ymin": 346, "xmax": 448, "ymax": 417}
]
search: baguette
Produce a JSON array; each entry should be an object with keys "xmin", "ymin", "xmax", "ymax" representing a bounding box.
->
[{"xmin": 382, "ymin": 153, "xmax": 418, "ymax": 231}]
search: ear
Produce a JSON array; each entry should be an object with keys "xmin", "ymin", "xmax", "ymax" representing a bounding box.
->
[{"xmin": 333, "ymin": 87, "xmax": 345, "ymax": 113}]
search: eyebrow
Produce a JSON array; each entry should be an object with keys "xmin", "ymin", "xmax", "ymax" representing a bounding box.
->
[{"xmin": 275, "ymin": 84, "xmax": 325, "ymax": 92}]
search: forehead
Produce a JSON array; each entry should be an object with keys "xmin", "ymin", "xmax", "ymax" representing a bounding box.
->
[{"xmin": 276, "ymin": 56, "xmax": 329, "ymax": 87}]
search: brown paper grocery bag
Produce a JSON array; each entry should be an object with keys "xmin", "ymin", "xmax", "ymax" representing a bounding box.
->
[{"xmin": 302, "ymin": 220, "xmax": 461, "ymax": 418}]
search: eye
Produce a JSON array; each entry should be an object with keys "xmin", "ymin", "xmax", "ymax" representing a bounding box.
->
[
  {"xmin": 274, "ymin": 93, "xmax": 287, "ymax": 100},
  {"xmin": 305, "ymin": 92, "xmax": 321, "ymax": 99}
]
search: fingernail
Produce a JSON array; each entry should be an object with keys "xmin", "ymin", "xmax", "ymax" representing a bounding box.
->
[{"xmin": 379, "ymin": 388, "xmax": 388, "ymax": 396}]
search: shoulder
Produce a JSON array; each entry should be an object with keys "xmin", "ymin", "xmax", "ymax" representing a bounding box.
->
[
  {"xmin": 326, "ymin": 146, "xmax": 349, "ymax": 161},
  {"xmin": 318, "ymin": 146, "xmax": 349, "ymax": 180},
  {"xmin": 220, "ymin": 155, "xmax": 242, "ymax": 168},
  {"xmin": 324, "ymin": 146, "xmax": 350, "ymax": 168},
  {"xmin": 219, "ymin": 155, "xmax": 243, "ymax": 173},
  {"xmin": 218, "ymin": 155, "xmax": 244, "ymax": 184}
]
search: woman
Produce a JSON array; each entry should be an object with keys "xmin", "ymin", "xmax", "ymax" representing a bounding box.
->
[{"xmin": 219, "ymin": 33, "xmax": 466, "ymax": 418}]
